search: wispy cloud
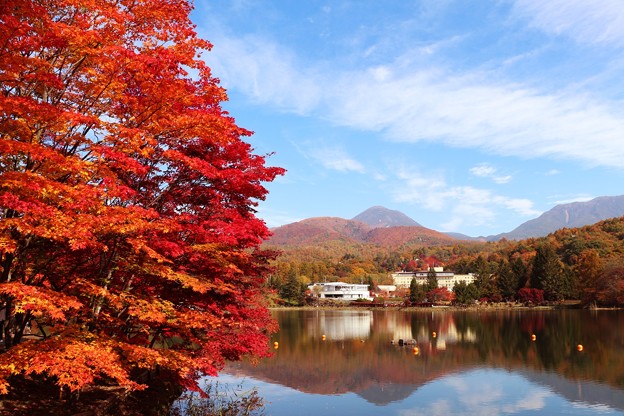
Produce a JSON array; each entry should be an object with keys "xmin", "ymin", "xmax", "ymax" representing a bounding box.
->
[
  {"xmin": 470, "ymin": 163, "xmax": 512, "ymax": 184},
  {"xmin": 330, "ymin": 68, "xmax": 624, "ymax": 169},
  {"xmin": 390, "ymin": 167, "xmax": 539, "ymax": 232},
  {"xmin": 200, "ymin": 28, "xmax": 624, "ymax": 170},
  {"xmin": 309, "ymin": 146, "xmax": 366, "ymax": 173},
  {"xmin": 201, "ymin": 34, "xmax": 322, "ymax": 115},
  {"xmin": 512, "ymin": 0, "xmax": 624, "ymax": 47},
  {"xmin": 550, "ymin": 194, "xmax": 595, "ymax": 205}
]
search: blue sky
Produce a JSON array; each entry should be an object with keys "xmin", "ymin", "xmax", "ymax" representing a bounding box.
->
[{"xmin": 191, "ymin": 0, "xmax": 624, "ymax": 237}]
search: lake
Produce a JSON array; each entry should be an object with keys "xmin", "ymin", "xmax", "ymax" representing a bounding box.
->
[{"xmin": 203, "ymin": 309, "xmax": 624, "ymax": 415}]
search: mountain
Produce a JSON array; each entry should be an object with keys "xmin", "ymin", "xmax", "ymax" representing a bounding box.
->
[
  {"xmin": 489, "ymin": 195, "xmax": 624, "ymax": 241},
  {"xmin": 266, "ymin": 208, "xmax": 454, "ymax": 247},
  {"xmin": 266, "ymin": 217, "xmax": 370, "ymax": 245},
  {"xmin": 267, "ymin": 196, "xmax": 624, "ymax": 246},
  {"xmin": 352, "ymin": 206, "xmax": 421, "ymax": 228}
]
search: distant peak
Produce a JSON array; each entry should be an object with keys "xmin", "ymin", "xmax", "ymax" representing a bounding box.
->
[{"xmin": 352, "ymin": 206, "xmax": 421, "ymax": 228}]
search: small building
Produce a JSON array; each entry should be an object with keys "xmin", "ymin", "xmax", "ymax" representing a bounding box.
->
[
  {"xmin": 391, "ymin": 269, "xmax": 475, "ymax": 291},
  {"xmin": 376, "ymin": 285, "xmax": 397, "ymax": 296},
  {"xmin": 308, "ymin": 282, "xmax": 372, "ymax": 301}
]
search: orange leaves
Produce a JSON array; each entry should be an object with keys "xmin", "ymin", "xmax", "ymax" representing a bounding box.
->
[
  {"xmin": 0, "ymin": 0, "xmax": 283, "ymax": 398},
  {"xmin": 0, "ymin": 282, "xmax": 82, "ymax": 321},
  {"xmin": 0, "ymin": 336, "xmax": 143, "ymax": 393},
  {"xmin": 123, "ymin": 294, "xmax": 174, "ymax": 325}
]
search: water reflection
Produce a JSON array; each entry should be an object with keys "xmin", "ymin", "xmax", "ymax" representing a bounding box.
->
[{"xmin": 219, "ymin": 309, "xmax": 624, "ymax": 415}]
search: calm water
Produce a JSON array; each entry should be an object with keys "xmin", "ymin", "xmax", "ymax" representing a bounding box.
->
[{"xmin": 212, "ymin": 309, "xmax": 624, "ymax": 415}]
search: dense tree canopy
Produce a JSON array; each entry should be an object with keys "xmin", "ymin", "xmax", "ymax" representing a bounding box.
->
[{"xmin": 0, "ymin": 0, "xmax": 283, "ymax": 396}]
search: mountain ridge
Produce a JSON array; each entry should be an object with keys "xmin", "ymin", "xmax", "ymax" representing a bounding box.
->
[
  {"xmin": 485, "ymin": 195, "xmax": 624, "ymax": 241},
  {"xmin": 267, "ymin": 196, "xmax": 624, "ymax": 246}
]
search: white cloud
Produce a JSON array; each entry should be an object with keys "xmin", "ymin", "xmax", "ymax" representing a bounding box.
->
[
  {"xmin": 201, "ymin": 34, "xmax": 322, "ymax": 115},
  {"xmin": 551, "ymin": 194, "xmax": 594, "ymax": 205},
  {"xmin": 391, "ymin": 167, "xmax": 539, "ymax": 232},
  {"xmin": 513, "ymin": 0, "xmax": 624, "ymax": 47},
  {"xmin": 400, "ymin": 371, "xmax": 551, "ymax": 416},
  {"xmin": 502, "ymin": 390, "xmax": 550, "ymax": 412},
  {"xmin": 309, "ymin": 146, "xmax": 365, "ymax": 173},
  {"xmin": 330, "ymin": 69, "xmax": 624, "ymax": 169},
  {"xmin": 470, "ymin": 164, "xmax": 497, "ymax": 177},
  {"xmin": 470, "ymin": 163, "xmax": 512, "ymax": 184},
  {"xmin": 198, "ymin": 8, "xmax": 624, "ymax": 170}
]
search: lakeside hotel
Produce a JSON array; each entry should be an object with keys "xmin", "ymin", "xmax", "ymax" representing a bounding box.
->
[{"xmin": 391, "ymin": 267, "xmax": 476, "ymax": 290}]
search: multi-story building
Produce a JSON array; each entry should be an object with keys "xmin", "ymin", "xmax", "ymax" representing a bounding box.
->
[
  {"xmin": 391, "ymin": 267, "xmax": 476, "ymax": 290},
  {"xmin": 307, "ymin": 282, "xmax": 372, "ymax": 301}
]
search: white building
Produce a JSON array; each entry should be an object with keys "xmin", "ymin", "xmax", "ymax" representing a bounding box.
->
[
  {"xmin": 308, "ymin": 282, "xmax": 372, "ymax": 301},
  {"xmin": 391, "ymin": 268, "xmax": 475, "ymax": 291}
]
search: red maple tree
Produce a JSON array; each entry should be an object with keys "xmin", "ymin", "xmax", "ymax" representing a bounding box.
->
[{"xmin": 0, "ymin": 0, "xmax": 284, "ymax": 396}]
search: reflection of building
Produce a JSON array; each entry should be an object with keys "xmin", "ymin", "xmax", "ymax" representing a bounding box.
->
[
  {"xmin": 382, "ymin": 313, "xmax": 477, "ymax": 349},
  {"xmin": 391, "ymin": 268, "xmax": 475, "ymax": 290},
  {"xmin": 308, "ymin": 282, "xmax": 372, "ymax": 301},
  {"xmin": 304, "ymin": 310, "xmax": 373, "ymax": 340}
]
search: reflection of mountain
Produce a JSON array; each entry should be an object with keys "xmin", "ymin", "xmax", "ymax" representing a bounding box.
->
[
  {"xmin": 225, "ymin": 310, "xmax": 624, "ymax": 407},
  {"xmin": 356, "ymin": 382, "xmax": 418, "ymax": 405},
  {"xmin": 520, "ymin": 369, "xmax": 624, "ymax": 411}
]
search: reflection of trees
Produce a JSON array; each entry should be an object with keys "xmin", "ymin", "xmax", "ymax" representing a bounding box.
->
[{"xmin": 229, "ymin": 310, "xmax": 624, "ymax": 398}]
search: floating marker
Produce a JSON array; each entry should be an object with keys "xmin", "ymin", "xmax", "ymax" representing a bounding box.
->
[
  {"xmin": 413, "ymin": 347, "xmax": 420, "ymax": 355},
  {"xmin": 322, "ymin": 334, "xmax": 326, "ymax": 341},
  {"xmin": 432, "ymin": 332, "xmax": 437, "ymax": 338},
  {"xmin": 531, "ymin": 334, "xmax": 536, "ymax": 341},
  {"xmin": 577, "ymin": 344, "xmax": 583, "ymax": 352},
  {"xmin": 273, "ymin": 341, "xmax": 279, "ymax": 349}
]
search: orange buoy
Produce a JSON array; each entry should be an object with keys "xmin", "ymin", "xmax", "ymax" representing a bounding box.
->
[
  {"xmin": 531, "ymin": 334, "xmax": 536, "ymax": 341},
  {"xmin": 273, "ymin": 341, "xmax": 279, "ymax": 349},
  {"xmin": 432, "ymin": 331, "xmax": 437, "ymax": 338},
  {"xmin": 322, "ymin": 334, "xmax": 326, "ymax": 341},
  {"xmin": 577, "ymin": 344, "xmax": 583, "ymax": 352},
  {"xmin": 413, "ymin": 346, "xmax": 420, "ymax": 355}
]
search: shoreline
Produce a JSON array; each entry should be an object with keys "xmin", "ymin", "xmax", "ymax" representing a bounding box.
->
[{"xmin": 269, "ymin": 301, "xmax": 622, "ymax": 312}]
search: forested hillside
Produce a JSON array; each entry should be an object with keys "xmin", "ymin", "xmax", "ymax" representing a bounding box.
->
[{"xmin": 266, "ymin": 217, "xmax": 624, "ymax": 307}]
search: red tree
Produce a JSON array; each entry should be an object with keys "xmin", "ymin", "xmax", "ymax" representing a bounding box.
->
[
  {"xmin": 516, "ymin": 288, "xmax": 545, "ymax": 305},
  {"xmin": 0, "ymin": 0, "xmax": 283, "ymax": 397},
  {"xmin": 427, "ymin": 287, "xmax": 453, "ymax": 303}
]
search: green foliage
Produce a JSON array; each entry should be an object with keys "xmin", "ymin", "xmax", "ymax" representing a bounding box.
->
[
  {"xmin": 425, "ymin": 268, "xmax": 439, "ymax": 292},
  {"xmin": 497, "ymin": 259, "xmax": 520, "ymax": 300},
  {"xmin": 409, "ymin": 278, "xmax": 426, "ymax": 303},
  {"xmin": 531, "ymin": 242, "xmax": 565, "ymax": 301},
  {"xmin": 279, "ymin": 266, "xmax": 306, "ymax": 306},
  {"xmin": 453, "ymin": 281, "xmax": 479, "ymax": 305}
]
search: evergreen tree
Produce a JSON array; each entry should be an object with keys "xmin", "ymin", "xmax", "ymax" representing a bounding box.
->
[
  {"xmin": 425, "ymin": 267, "xmax": 439, "ymax": 292},
  {"xmin": 280, "ymin": 266, "xmax": 305, "ymax": 305},
  {"xmin": 497, "ymin": 259, "xmax": 520, "ymax": 300},
  {"xmin": 453, "ymin": 281, "xmax": 479, "ymax": 305},
  {"xmin": 511, "ymin": 256, "xmax": 528, "ymax": 288},
  {"xmin": 531, "ymin": 242, "xmax": 564, "ymax": 301},
  {"xmin": 409, "ymin": 278, "xmax": 426, "ymax": 303}
]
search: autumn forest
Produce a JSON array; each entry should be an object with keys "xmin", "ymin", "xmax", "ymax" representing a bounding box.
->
[{"xmin": 267, "ymin": 217, "xmax": 624, "ymax": 308}]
